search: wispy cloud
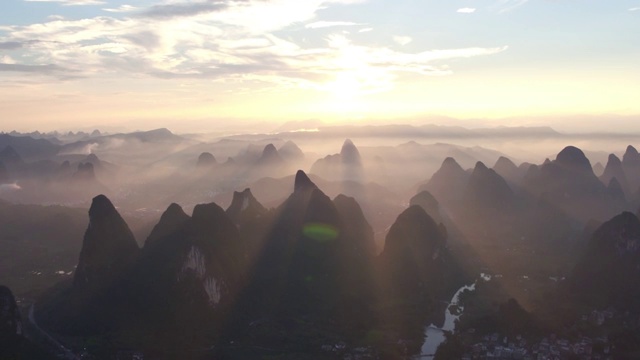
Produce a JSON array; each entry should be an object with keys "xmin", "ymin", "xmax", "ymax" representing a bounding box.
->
[
  {"xmin": 393, "ymin": 36, "xmax": 412, "ymax": 46},
  {"xmin": 630, "ymin": 7, "xmax": 640, "ymax": 11},
  {"xmin": 496, "ymin": 0, "xmax": 529, "ymax": 13},
  {"xmin": 0, "ymin": 41, "xmax": 23, "ymax": 50},
  {"xmin": 306, "ymin": 21, "xmax": 361, "ymax": 29},
  {"xmin": 139, "ymin": 1, "xmax": 228, "ymax": 19},
  {"xmin": 359, "ymin": 27, "xmax": 373, "ymax": 33},
  {"xmin": 0, "ymin": 63, "xmax": 77, "ymax": 79},
  {"xmin": 457, "ymin": 8, "xmax": 476, "ymax": 13},
  {"xmin": 103, "ymin": 5, "xmax": 138, "ymax": 13},
  {"xmin": 24, "ymin": 0, "xmax": 105, "ymax": 5},
  {"xmin": 0, "ymin": 0, "xmax": 507, "ymax": 93}
]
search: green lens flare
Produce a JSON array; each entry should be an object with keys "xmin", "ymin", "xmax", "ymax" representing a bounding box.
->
[{"xmin": 302, "ymin": 223, "xmax": 339, "ymax": 242}]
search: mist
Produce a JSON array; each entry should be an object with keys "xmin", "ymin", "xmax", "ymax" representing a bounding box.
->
[{"xmin": 3, "ymin": 123, "xmax": 640, "ymax": 359}]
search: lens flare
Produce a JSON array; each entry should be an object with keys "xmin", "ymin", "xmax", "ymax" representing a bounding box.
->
[{"xmin": 302, "ymin": 223, "xmax": 339, "ymax": 242}]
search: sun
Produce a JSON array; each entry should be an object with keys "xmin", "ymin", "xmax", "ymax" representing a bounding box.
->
[{"xmin": 326, "ymin": 72, "xmax": 362, "ymax": 100}]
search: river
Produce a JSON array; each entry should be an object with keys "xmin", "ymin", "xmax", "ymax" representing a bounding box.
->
[{"xmin": 415, "ymin": 282, "xmax": 476, "ymax": 359}]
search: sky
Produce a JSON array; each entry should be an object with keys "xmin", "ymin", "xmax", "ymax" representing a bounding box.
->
[{"xmin": 0, "ymin": 0, "xmax": 639, "ymax": 133}]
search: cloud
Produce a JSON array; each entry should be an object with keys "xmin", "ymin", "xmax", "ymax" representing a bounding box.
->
[
  {"xmin": 139, "ymin": 1, "xmax": 229, "ymax": 19},
  {"xmin": 393, "ymin": 36, "xmax": 412, "ymax": 46},
  {"xmin": 496, "ymin": 0, "xmax": 529, "ymax": 13},
  {"xmin": 630, "ymin": 7, "xmax": 640, "ymax": 11},
  {"xmin": 24, "ymin": 0, "xmax": 105, "ymax": 5},
  {"xmin": 305, "ymin": 21, "xmax": 361, "ymax": 29},
  {"xmin": 0, "ymin": 1, "xmax": 508, "ymax": 94},
  {"xmin": 103, "ymin": 5, "xmax": 138, "ymax": 13},
  {"xmin": 0, "ymin": 55, "xmax": 17, "ymax": 64},
  {"xmin": 0, "ymin": 63, "xmax": 71, "ymax": 76},
  {"xmin": 358, "ymin": 27, "xmax": 373, "ymax": 33},
  {"xmin": 0, "ymin": 41, "xmax": 22, "ymax": 50},
  {"xmin": 457, "ymin": 7, "xmax": 476, "ymax": 13}
]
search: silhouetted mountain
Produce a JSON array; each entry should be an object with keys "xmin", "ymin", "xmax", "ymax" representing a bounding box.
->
[
  {"xmin": 380, "ymin": 205, "xmax": 449, "ymax": 301},
  {"xmin": 420, "ymin": 157, "xmax": 469, "ymax": 206},
  {"xmin": 378, "ymin": 205, "xmax": 463, "ymax": 343},
  {"xmin": 601, "ymin": 154, "xmax": 630, "ymax": 196},
  {"xmin": 570, "ymin": 212, "xmax": 640, "ymax": 311},
  {"xmin": 256, "ymin": 143, "xmax": 284, "ymax": 165},
  {"xmin": 524, "ymin": 192, "xmax": 579, "ymax": 246},
  {"xmin": 128, "ymin": 201, "xmax": 246, "ymax": 349},
  {"xmin": 556, "ymin": 146, "xmax": 592, "ymax": 172},
  {"xmin": 623, "ymin": 145, "xmax": 640, "ymax": 190},
  {"xmin": 593, "ymin": 162, "xmax": 605, "ymax": 177},
  {"xmin": 410, "ymin": 190, "xmax": 442, "ymax": 223},
  {"xmin": 524, "ymin": 146, "xmax": 612, "ymax": 222},
  {"xmin": 72, "ymin": 162, "xmax": 96, "ymax": 181},
  {"xmin": 0, "ymin": 285, "xmax": 21, "ymax": 349},
  {"xmin": 607, "ymin": 177, "xmax": 626, "ymax": 203},
  {"xmin": 225, "ymin": 188, "xmax": 267, "ymax": 224},
  {"xmin": 294, "ymin": 169, "xmax": 317, "ymax": 193},
  {"xmin": 144, "ymin": 203, "xmax": 189, "ymax": 246},
  {"xmin": 493, "ymin": 156, "xmax": 522, "ymax": 184},
  {"xmin": 236, "ymin": 170, "xmax": 376, "ymax": 339},
  {"xmin": 132, "ymin": 128, "xmax": 180, "ymax": 142},
  {"xmin": 73, "ymin": 195, "xmax": 140, "ymax": 291},
  {"xmin": 464, "ymin": 161, "xmax": 515, "ymax": 213},
  {"xmin": 310, "ymin": 139, "xmax": 364, "ymax": 182},
  {"xmin": 278, "ymin": 140, "xmax": 304, "ymax": 161},
  {"xmin": 340, "ymin": 139, "xmax": 362, "ymax": 166},
  {"xmin": 197, "ymin": 152, "xmax": 216, "ymax": 168},
  {"xmin": 225, "ymin": 188, "xmax": 271, "ymax": 266},
  {"xmin": 333, "ymin": 194, "xmax": 376, "ymax": 257},
  {"xmin": 0, "ymin": 134, "xmax": 60, "ymax": 161}
]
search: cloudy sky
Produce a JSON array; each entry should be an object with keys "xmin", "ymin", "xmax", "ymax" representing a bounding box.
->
[{"xmin": 0, "ymin": 0, "xmax": 638, "ymax": 132}]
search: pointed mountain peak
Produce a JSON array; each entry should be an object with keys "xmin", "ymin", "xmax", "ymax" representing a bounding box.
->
[
  {"xmin": 146, "ymin": 203, "xmax": 190, "ymax": 246},
  {"xmin": 197, "ymin": 152, "xmax": 216, "ymax": 167},
  {"xmin": 279, "ymin": 140, "xmax": 304, "ymax": 160},
  {"xmin": 410, "ymin": 190, "xmax": 439, "ymax": 210},
  {"xmin": 494, "ymin": 156, "xmax": 517, "ymax": 171},
  {"xmin": 73, "ymin": 162, "xmax": 96, "ymax": 181},
  {"xmin": 88, "ymin": 194, "xmax": 117, "ymax": 219},
  {"xmin": 441, "ymin": 157, "xmax": 463, "ymax": 170},
  {"xmin": 555, "ymin": 146, "xmax": 591, "ymax": 171},
  {"xmin": 473, "ymin": 161, "xmax": 489, "ymax": 172},
  {"xmin": 192, "ymin": 202, "xmax": 227, "ymax": 223},
  {"xmin": 340, "ymin": 138, "xmax": 362, "ymax": 164},
  {"xmin": 601, "ymin": 154, "xmax": 629, "ymax": 193},
  {"xmin": 294, "ymin": 170, "xmax": 317, "ymax": 193},
  {"xmin": 383, "ymin": 205, "xmax": 444, "ymax": 255},
  {"xmin": 74, "ymin": 195, "xmax": 139, "ymax": 290},
  {"xmin": 606, "ymin": 153, "xmax": 622, "ymax": 167},
  {"xmin": 258, "ymin": 143, "xmax": 284, "ymax": 164},
  {"xmin": 263, "ymin": 143, "xmax": 278, "ymax": 156},
  {"xmin": 226, "ymin": 188, "xmax": 267, "ymax": 222},
  {"xmin": 623, "ymin": 145, "xmax": 640, "ymax": 166},
  {"xmin": 625, "ymin": 145, "xmax": 639, "ymax": 158},
  {"xmin": 165, "ymin": 203, "xmax": 188, "ymax": 218}
]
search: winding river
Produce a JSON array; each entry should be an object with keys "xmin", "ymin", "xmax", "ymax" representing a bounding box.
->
[{"xmin": 416, "ymin": 282, "xmax": 476, "ymax": 359}]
